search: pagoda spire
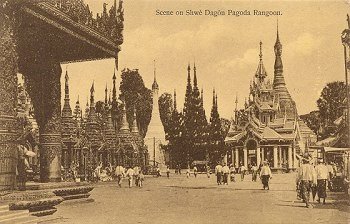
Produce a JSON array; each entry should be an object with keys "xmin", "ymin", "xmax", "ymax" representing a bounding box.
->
[
  {"xmin": 152, "ymin": 60, "xmax": 159, "ymax": 90},
  {"xmin": 62, "ymin": 69, "xmax": 72, "ymax": 117},
  {"xmin": 193, "ymin": 62, "xmax": 198, "ymax": 87},
  {"xmin": 200, "ymin": 88, "xmax": 204, "ymax": 107},
  {"xmin": 74, "ymin": 95, "xmax": 81, "ymax": 120},
  {"xmin": 131, "ymin": 107, "xmax": 139, "ymax": 133},
  {"xmin": 64, "ymin": 70, "xmax": 69, "ymax": 100},
  {"xmin": 112, "ymin": 68, "xmax": 117, "ymax": 102},
  {"xmin": 119, "ymin": 101, "xmax": 130, "ymax": 132},
  {"xmin": 212, "ymin": 88, "xmax": 216, "ymax": 107},
  {"xmin": 173, "ymin": 89, "xmax": 177, "ymax": 111},
  {"xmin": 187, "ymin": 63, "xmax": 191, "ymax": 84},
  {"xmin": 108, "ymin": 90, "xmax": 111, "ymax": 104},
  {"xmin": 235, "ymin": 94, "xmax": 238, "ymax": 125},
  {"xmin": 273, "ymin": 22, "xmax": 292, "ymax": 102},
  {"xmin": 90, "ymin": 81, "xmax": 95, "ymax": 107},
  {"xmin": 255, "ymin": 41, "xmax": 267, "ymax": 82},
  {"xmin": 105, "ymin": 84, "xmax": 108, "ymax": 104}
]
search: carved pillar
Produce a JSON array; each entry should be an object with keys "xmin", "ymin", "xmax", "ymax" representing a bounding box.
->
[
  {"xmin": 261, "ymin": 147, "xmax": 265, "ymax": 162},
  {"xmin": 293, "ymin": 144, "xmax": 298, "ymax": 168},
  {"xmin": 273, "ymin": 145, "xmax": 278, "ymax": 168},
  {"xmin": 24, "ymin": 61, "xmax": 62, "ymax": 182},
  {"xmin": 278, "ymin": 146, "xmax": 282, "ymax": 168},
  {"xmin": 231, "ymin": 148, "xmax": 234, "ymax": 166},
  {"xmin": 243, "ymin": 147, "xmax": 248, "ymax": 167},
  {"xmin": 235, "ymin": 147, "xmax": 239, "ymax": 168},
  {"xmin": 288, "ymin": 145, "xmax": 293, "ymax": 169},
  {"xmin": 256, "ymin": 146, "xmax": 261, "ymax": 166},
  {"xmin": 0, "ymin": 10, "xmax": 19, "ymax": 190}
]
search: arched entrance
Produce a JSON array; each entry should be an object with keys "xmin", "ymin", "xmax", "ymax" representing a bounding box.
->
[{"xmin": 246, "ymin": 139, "xmax": 258, "ymax": 166}]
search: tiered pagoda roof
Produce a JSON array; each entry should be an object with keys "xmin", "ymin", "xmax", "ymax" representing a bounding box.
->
[{"xmin": 61, "ymin": 71, "xmax": 77, "ymax": 145}]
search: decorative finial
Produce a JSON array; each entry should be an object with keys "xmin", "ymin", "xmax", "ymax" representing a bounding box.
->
[
  {"xmin": 347, "ymin": 14, "xmax": 350, "ymax": 29},
  {"xmin": 153, "ymin": 59, "xmax": 156, "ymax": 82},
  {"xmin": 259, "ymin": 41, "xmax": 263, "ymax": 60},
  {"xmin": 90, "ymin": 81, "xmax": 94, "ymax": 94},
  {"xmin": 277, "ymin": 17, "xmax": 279, "ymax": 40},
  {"xmin": 113, "ymin": 68, "xmax": 116, "ymax": 80}
]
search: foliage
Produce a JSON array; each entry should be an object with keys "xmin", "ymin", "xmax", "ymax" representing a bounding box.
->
[
  {"xmin": 158, "ymin": 92, "xmax": 173, "ymax": 138},
  {"xmin": 119, "ymin": 68, "xmax": 152, "ymax": 137},
  {"xmin": 317, "ymin": 81, "xmax": 346, "ymax": 127},
  {"xmin": 300, "ymin": 110, "xmax": 320, "ymax": 137}
]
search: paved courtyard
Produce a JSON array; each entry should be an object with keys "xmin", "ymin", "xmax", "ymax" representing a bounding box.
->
[{"xmin": 40, "ymin": 173, "xmax": 349, "ymax": 224}]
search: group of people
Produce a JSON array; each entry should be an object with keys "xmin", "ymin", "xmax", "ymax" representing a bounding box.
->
[
  {"xmin": 296, "ymin": 153, "xmax": 332, "ymax": 208},
  {"xmin": 94, "ymin": 163, "xmax": 145, "ymax": 188},
  {"xmin": 214, "ymin": 161, "xmax": 272, "ymax": 189}
]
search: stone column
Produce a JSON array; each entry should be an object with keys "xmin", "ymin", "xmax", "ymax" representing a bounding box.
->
[
  {"xmin": 261, "ymin": 147, "xmax": 265, "ymax": 162},
  {"xmin": 256, "ymin": 146, "xmax": 261, "ymax": 166},
  {"xmin": 0, "ymin": 11, "xmax": 19, "ymax": 190},
  {"xmin": 235, "ymin": 148, "xmax": 239, "ymax": 168},
  {"xmin": 243, "ymin": 147, "xmax": 248, "ymax": 167},
  {"xmin": 293, "ymin": 145, "xmax": 298, "ymax": 168},
  {"xmin": 231, "ymin": 148, "xmax": 234, "ymax": 166},
  {"xmin": 278, "ymin": 146, "xmax": 282, "ymax": 168},
  {"xmin": 288, "ymin": 145, "xmax": 293, "ymax": 169},
  {"xmin": 273, "ymin": 145, "xmax": 278, "ymax": 168},
  {"xmin": 24, "ymin": 61, "xmax": 62, "ymax": 182},
  {"xmin": 223, "ymin": 152, "xmax": 228, "ymax": 164}
]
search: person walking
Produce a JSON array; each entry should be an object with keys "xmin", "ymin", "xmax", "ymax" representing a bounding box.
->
[
  {"xmin": 251, "ymin": 163, "xmax": 258, "ymax": 182},
  {"xmin": 138, "ymin": 170, "xmax": 144, "ymax": 187},
  {"xmin": 166, "ymin": 165, "xmax": 170, "ymax": 178},
  {"xmin": 239, "ymin": 163, "xmax": 247, "ymax": 181},
  {"xmin": 215, "ymin": 162, "xmax": 223, "ymax": 185},
  {"xmin": 193, "ymin": 166, "xmax": 198, "ymax": 178},
  {"xmin": 126, "ymin": 167, "xmax": 135, "ymax": 188},
  {"xmin": 186, "ymin": 166, "xmax": 191, "ymax": 178},
  {"xmin": 222, "ymin": 163, "xmax": 230, "ymax": 185},
  {"xmin": 296, "ymin": 153, "xmax": 317, "ymax": 208},
  {"xmin": 133, "ymin": 165, "xmax": 140, "ymax": 186},
  {"xmin": 315, "ymin": 159, "xmax": 329, "ymax": 204},
  {"xmin": 206, "ymin": 165, "xmax": 211, "ymax": 178},
  {"xmin": 260, "ymin": 161, "xmax": 272, "ymax": 190},
  {"xmin": 229, "ymin": 164, "xmax": 236, "ymax": 182},
  {"xmin": 115, "ymin": 165, "xmax": 125, "ymax": 187},
  {"xmin": 17, "ymin": 145, "xmax": 27, "ymax": 191}
]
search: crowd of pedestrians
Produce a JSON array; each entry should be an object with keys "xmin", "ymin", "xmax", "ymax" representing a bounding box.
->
[
  {"xmin": 296, "ymin": 153, "xmax": 331, "ymax": 208},
  {"xmin": 94, "ymin": 163, "xmax": 145, "ymax": 188},
  {"xmin": 213, "ymin": 161, "xmax": 272, "ymax": 189}
]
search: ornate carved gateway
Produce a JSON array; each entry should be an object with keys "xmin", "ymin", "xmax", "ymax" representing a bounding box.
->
[{"xmin": 0, "ymin": 0, "xmax": 124, "ymax": 189}]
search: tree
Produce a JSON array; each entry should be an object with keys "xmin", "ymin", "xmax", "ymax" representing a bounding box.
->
[
  {"xmin": 317, "ymin": 81, "xmax": 346, "ymax": 128},
  {"xmin": 208, "ymin": 91, "xmax": 224, "ymax": 165},
  {"xmin": 158, "ymin": 92, "xmax": 173, "ymax": 138},
  {"xmin": 119, "ymin": 68, "xmax": 152, "ymax": 137},
  {"xmin": 167, "ymin": 91, "xmax": 184, "ymax": 167},
  {"xmin": 300, "ymin": 110, "xmax": 320, "ymax": 138}
]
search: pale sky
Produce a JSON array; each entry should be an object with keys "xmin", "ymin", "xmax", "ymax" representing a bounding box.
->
[{"xmin": 61, "ymin": 0, "xmax": 350, "ymax": 119}]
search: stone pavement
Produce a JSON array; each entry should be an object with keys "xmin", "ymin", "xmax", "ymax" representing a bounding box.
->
[{"xmin": 39, "ymin": 173, "xmax": 349, "ymax": 224}]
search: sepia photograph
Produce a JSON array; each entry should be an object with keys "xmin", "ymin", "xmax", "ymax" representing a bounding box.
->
[{"xmin": 0, "ymin": 0, "xmax": 349, "ymax": 223}]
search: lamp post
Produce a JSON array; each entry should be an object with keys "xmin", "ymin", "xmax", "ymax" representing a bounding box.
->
[{"xmin": 341, "ymin": 15, "xmax": 350, "ymax": 147}]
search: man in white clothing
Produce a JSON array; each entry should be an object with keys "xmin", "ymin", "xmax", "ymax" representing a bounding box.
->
[
  {"xmin": 315, "ymin": 159, "xmax": 329, "ymax": 204},
  {"xmin": 296, "ymin": 154, "xmax": 317, "ymax": 208},
  {"xmin": 215, "ymin": 162, "xmax": 223, "ymax": 185}
]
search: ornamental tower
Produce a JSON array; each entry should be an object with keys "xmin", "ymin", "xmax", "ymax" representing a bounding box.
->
[
  {"xmin": 144, "ymin": 61, "xmax": 166, "ymax": 167},
  {"xmin": 272, "ymin": 24, "xmax": 297, "ymax": 119}
]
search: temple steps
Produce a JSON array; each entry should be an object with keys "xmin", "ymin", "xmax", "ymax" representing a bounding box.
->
[{"xmin": 0, "ymin": 206, "xmax": 38, "ymax": 224}]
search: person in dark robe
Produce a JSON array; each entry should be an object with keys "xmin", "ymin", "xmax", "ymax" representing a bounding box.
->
[{"xmin": 17, "ymin": 145, "xmax": 27, "ymax": 191}]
